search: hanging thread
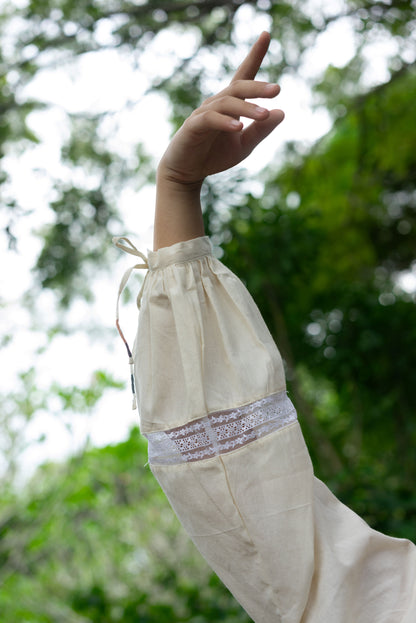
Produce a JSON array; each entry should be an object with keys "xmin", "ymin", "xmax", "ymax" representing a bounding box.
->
[{"xmin": 113, "ymin": 236, "xmax": 149, "ymax": 410}]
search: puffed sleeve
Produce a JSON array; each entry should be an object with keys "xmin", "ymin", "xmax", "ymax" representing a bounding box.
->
[{"xmin": 116, "ymin": 235, "xmax": 416, "ymax": 623}]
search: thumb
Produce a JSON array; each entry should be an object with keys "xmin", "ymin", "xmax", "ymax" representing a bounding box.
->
[{"xmin": 241, "ymin": 109, "xmax": 285, "ymax": 155}]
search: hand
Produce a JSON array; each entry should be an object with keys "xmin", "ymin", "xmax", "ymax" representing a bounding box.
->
[{"xmin": 157, "ymin": 31, "xmax": 284, "ymax": 187}]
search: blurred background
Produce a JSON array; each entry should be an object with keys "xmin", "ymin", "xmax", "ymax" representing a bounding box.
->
[{"xmin": 1, "ymin": 0, "xmax": 416, "ymax": 620}]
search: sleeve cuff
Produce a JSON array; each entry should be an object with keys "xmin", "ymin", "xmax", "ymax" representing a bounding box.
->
[{"xmin": 147, "ymin": 236, "xmax": 213, "ymax": 270}]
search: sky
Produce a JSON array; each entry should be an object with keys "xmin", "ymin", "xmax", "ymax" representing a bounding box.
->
[{"xmin": 2, "ymin": 2, "xmax": 414, "ymax": 484}]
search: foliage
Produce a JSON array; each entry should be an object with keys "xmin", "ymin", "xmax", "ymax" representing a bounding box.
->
[
  {"xmin": 0, "ymin": 428, "xmax": 251, "ymax": 622},
  {"xmin": 0, "ymin": 368, "xmax": 124, "ymax": 483}
]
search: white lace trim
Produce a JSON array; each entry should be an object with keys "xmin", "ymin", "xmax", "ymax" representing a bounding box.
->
[{"xmin": 145, "ymin": 391, "xmax": 297, "ymax": 465}]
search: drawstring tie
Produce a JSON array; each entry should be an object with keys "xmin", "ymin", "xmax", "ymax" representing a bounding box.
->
[{"xmin": 113, "ymin": 236, "xmax": 149, "ymax": 409}]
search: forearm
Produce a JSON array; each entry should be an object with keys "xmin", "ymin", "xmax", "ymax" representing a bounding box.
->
[{"xmin": 153, "ymin": 168, "xmax": 205, "ymax": 251}]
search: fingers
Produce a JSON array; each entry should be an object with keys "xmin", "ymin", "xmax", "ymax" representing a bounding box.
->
[
  {"xmin": 187, "ymin": 109, "xmax": 243, "ymax": 134},
  {"xmin": 200, "ymin": 80, "xmax": 280, "ymax": 121},
  {"xmin": 202, "ymin": 94, "xmax": 271, "ymax": 122},
  {"xmin": 232, "ymin": 31, "xmax": 271, "ymax": 82},
  {"xmin": 186, "ymin": 102, "xmax": 284, "ymax": 141},
  {"xmin": 241, "ymin": 109, "xmax": 285, "ymax": 153},
  {"xmin": 203, "ymin": 80, "xmax": 280, "ymax": 109},
  {"xmin": 199, "ymin": 32, "xmax": 279, "ymax": 127},
  {"xmin": 224, "ymin": 80, "xmax": 280, "ymax": 100},
  {"xmin": 193, "ymin": 79, "xmax": 281, "ymax": 132},
  {"xmin": 183, "ymin": 32, "xmax": 282, "ymax": 142}
]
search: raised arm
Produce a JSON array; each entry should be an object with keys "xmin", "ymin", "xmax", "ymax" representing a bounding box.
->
[{"xmin": 153, "ymin": 31, "xmax": 284, "ymax": 250}]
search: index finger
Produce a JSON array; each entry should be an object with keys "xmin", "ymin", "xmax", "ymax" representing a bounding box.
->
[{"xmin": 231, "ymin": 31, "xmax": 271, "ymax": 83}]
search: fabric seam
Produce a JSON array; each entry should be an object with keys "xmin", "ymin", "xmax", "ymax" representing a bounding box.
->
[{"xmin": 148, "ymin": 253, "xmax": 213, "ymax": 271}]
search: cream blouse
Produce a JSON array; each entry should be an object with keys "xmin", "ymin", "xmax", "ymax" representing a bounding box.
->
[{"xmin": 115, "ymin": 235, "xmax": 416, "ymax": 623}]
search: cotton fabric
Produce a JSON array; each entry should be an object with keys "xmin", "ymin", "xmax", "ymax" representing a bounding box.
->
[{"xmin": 119, "ymin": 235, "xmax": 416, "ymax": 623}]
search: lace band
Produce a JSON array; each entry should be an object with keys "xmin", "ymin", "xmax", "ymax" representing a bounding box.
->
[{"xmin": 145, "ymin": 391, "xmax": 297, "ymax": 465}]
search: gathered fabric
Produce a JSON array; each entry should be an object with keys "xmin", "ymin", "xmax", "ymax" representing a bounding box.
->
[{"xmin": 114, "ymin": 235, "xmax": 416, "ymax": 623}]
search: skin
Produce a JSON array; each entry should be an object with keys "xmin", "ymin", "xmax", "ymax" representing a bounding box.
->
[{"xmin": 153, "ymin": 31, "xmax": 285, "ymax": 251}]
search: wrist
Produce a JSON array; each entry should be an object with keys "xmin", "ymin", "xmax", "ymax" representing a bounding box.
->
[
  {"xmin": 154, "ymin": 164, "xmax": 205, "ymax": 251},
  {"xmin": 156, "ymin": 159, "xmax": 204, "ymax": 194}
]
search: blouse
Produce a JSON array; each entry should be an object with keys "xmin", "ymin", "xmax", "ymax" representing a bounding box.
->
[{"xmin": 115, "ymin": 234, "xmax": 416, "ymax": 623}]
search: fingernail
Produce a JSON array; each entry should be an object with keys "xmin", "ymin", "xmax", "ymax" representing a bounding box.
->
[
  {"xmin": 265, "ymin": 83, "xmax": 279, "ymax": 92},
  {"xmin": 255, "ymin": 106, "xmax": 268, "ymax": 114}
]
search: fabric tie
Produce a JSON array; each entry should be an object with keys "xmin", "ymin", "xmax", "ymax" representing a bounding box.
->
[{"xmin": 113, "ymin": 236, "xmax": 149, "ymax": 409}]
